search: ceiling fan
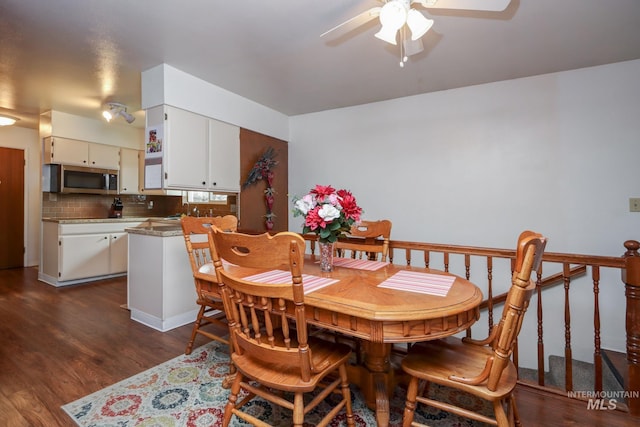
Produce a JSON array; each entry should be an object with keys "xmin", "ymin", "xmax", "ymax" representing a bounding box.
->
[{"xmin": 321, "ymin": 0, "xmax": 512, "ymax": 67}]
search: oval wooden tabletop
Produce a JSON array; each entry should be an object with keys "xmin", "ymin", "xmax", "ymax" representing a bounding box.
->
[{"xmin": 301, "ymin": 255, "xmax": 483, "ymax": 323}]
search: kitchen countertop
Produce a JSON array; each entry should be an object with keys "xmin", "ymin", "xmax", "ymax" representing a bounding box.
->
[
  {"xmin": 42, "ymin": 216, "xmax": 188, "ymax": 237},
  {"xmin": 42, "ymin": 217, "xmax": 175, "ymax": 224},
  {"xmin": 126, "ymin": 223, "xmax": 183, "ymax": 237}
]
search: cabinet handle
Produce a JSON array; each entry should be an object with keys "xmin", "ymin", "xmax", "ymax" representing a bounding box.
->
[
  {"xmin": 212, "ymin": 182, "xmax": 217, "ymax": 186},
  {"xmin": 202, "ymin": 181, "xmax": 206, "ymax": 185}
]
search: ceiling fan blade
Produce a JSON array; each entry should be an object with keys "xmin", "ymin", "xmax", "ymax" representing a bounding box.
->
[
  {"xmin": 412, "ymin": 0, "xmax": 511, "ymax": 12},
  {"xmin": 320, "ymin": 7, "xmax": 382, "ymax": 38}
]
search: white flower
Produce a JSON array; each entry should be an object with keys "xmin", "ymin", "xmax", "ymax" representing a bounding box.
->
[
  {"xmin": 294, "ymin": 195, "xmax": 315, "ymax": 215},
  {"xmin": 318, "ymin": 204, "xmax": 341, "ymax": 221}
]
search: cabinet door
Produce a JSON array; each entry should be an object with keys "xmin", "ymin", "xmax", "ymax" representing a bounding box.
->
[
  {"xmin": 50, "ymin": 137, "xmax": 89, "ymax": 166},
  {"xmin": 165, "ymin": 106, "xmax": 209, "ymax": 189},
  {"xmin": 119, "ymin": 148, "xmax": 140, "ymax": 194},
  {"xmin": 209, "ymin": 119, "xmax": 240, "ymax": 192},
  {"xmin": 58, "ymin": 234, "xmax": 110, "ymax": 281},
  {"xmin": 109, "ymin": 232, "xmax": 129, "ymax": 274},
  {"xmin": 89, "ymin": 144, "xmax": 120, "ymax": 169}
]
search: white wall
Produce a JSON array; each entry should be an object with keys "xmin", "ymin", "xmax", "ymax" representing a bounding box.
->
[
  {"xmin": 141, "ymin": 64, "xmax": 289, "ymax": 141},
  {"xmin": 41, "ymin": 110, "xmax": 144, "ymax": 149},
  {"xmin": 0, "ymin": 126, "xmax": 40, "ymax": 266},
  {"xmin": 288, "ymin": 60, "xmax": 640, "ymax": 368}
]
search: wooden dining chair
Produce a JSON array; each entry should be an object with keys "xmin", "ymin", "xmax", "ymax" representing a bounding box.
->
[
  {"xmin": 209, "ymin": 228, "xmax": 355, "ymax": 427},
  {"xmin": 335, "ymin": 219, "xmax": 392, "ymax": 261},
  {"xmin": 400, "ymin": 230, "xmax": 547, "ymax": 427},
  {"xmin": 180, "ymin": 215, "xmax": 238, "ymax": 355}
]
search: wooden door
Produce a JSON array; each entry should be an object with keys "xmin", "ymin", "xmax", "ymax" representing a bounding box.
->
[
  {"xmin": 239, "ymin": 129, "xmax": 288, "ymax": 233},
  {"xmin": 0, "ymin": 147, "xmax": 24, "ymax": 269}
]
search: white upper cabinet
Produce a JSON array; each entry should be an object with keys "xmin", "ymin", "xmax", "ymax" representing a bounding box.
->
[
  {"xmin": 43, "ymin": 136, "xmax": 120, "ymax": 169},
  {"xmin": 164, "ymin": 105, "xmax": 209, "ymax": 189},
  {"xmin": 44, "ymin": 137, "xmax": 88, "ymax": 166},
  {"xmin": 209, "ymin": 118, "xmax": 240, "ymax": 192},
  {"xmin": 89, "ymin": 143, "xmax": 120, "ymax": 169},
  {"xmin": 119, "ymin": 148, "xmax": 141, "ymax": 194},
  {"xmin": 144, "ymin": 105, "xmax": 240, "ymax": 192}
]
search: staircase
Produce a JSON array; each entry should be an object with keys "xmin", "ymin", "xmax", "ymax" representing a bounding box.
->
[{"xmin": 519, "ymin": 349, "xmax": 626, "ymax": 395}]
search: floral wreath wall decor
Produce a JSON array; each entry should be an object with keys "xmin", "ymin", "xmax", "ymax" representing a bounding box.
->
[{"xmin": 243, "ymin": 147, "xmax": 278, "ymax": 231}]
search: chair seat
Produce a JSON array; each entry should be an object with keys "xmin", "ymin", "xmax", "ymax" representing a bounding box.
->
[
  {"xmin": 401, "ymin": 336, "xmax": 518, "ymax": 400},
  {"xmin": 197, "ymin": 262, "xmax": 215, "ymax": 275},
  {"xmin": 232, "ymin": 336, "xmax": 353, "ymax": 392}
]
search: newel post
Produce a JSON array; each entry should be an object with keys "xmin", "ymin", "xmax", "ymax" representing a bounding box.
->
[{"xmin": 622, "ymin": 240, "xmax": 640, "ymax": 416}]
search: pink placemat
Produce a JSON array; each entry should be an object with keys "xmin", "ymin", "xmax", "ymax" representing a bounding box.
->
[
  {"xmin": 242, "ymin": 270, "xmax": 339, "ymax": 295},
  {"xmin": 378, "ymin": 270, "xmax": 455, "ymax": 296},
  {"xmin": 332, "ymin": 257, "xmax": 389, "ymax": 271}
]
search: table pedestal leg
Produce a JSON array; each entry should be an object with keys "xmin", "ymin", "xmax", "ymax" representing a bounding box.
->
[{"xmin": 346, "ymin": 341, "xmax": 395, "ymax": 427}]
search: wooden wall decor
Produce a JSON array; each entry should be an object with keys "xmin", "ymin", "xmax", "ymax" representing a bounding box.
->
[{"xmin": 239, "ymin": 129, "xmax": 288, "ymax": 234}]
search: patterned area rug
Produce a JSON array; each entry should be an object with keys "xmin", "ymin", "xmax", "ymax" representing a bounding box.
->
[{"xmin": 62, "ymin": 342, "xmax": 490, "ymax": 426}]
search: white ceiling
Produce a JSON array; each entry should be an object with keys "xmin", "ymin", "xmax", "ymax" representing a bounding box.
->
[{"xmin": 1, "ymin": 0, "xmax": 640, "ymax": 130}]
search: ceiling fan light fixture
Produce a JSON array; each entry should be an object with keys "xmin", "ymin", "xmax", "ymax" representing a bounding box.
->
[
  {"xmin": 375, "ymin": 0, "xmax": 407, "ymax": 45},
  {"xmin": 403, "ymin": 37, "xmax": 424, "ymax": 57},
  {"xmin": 407, "ymin": 9, "xmax": 433, "ymax": 40},
  {"xmin": 375, "ymin": 26, "xmax": 400, "ymax": 45},
  {"xmin": 0, "ymin": 114, "xmax": 18, "ymax": 126}
]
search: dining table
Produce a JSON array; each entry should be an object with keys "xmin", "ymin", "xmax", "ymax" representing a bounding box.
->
[{"xmin": 224, "ymin": 253, "xmax": 483, "ymax": 427}]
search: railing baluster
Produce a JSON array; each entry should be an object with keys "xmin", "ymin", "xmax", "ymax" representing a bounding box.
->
[
  {"xmin": 622, "ymin": 240, "xmax": 640, "ymax": 415},
  {"xmin": 563, "ymin": 263, "xmax": 573, "ymax": 391},
  {"xmin": 593, "ymin": 266, "xmax": 602, "ymax": 392},
  {"xmin": 536, "ymin": 265, "xmax": 545, "ymax": 386},
  {"xmin": 487, "ymin": 256, "xmax": 494, "ymax": 332},
  {"xmin": 464, "ymin": 253, "xmax": 470, "ymax": 280}
]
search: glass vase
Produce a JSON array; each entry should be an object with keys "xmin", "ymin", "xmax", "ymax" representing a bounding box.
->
[{"xmin": 318, "ymin": 241, "xmax": 335, "ymax": 272}]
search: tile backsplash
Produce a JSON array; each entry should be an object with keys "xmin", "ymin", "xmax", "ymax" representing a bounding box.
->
[{"xmin": 41, "ymin": 193, "xmax": 237, "ymax": 219}]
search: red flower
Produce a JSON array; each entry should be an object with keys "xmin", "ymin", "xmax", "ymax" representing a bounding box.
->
[
  {"xmin": 310, "ymin": 185, "xmax": 336, "ymax": 202},
  {"xmin": 304, "ymin": 206, "xmax": 327, "ymax": 231},
  {"xmin": 338, "ymin": 190, "xmax": 362, "ymax": 221}
]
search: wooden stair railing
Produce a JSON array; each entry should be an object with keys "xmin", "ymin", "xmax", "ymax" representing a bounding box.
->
[{"xmin": 303, "ymin": 235, "xmax": 640, "ymax": 417}]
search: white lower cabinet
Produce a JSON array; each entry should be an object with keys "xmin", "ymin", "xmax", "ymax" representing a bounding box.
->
[
  {"xmin": 59, "ymin": 234, "xmax": 111, "ymax": 281},
  {"xmin": 39, "ymin": 221, "xmax": 143, "ymax": 286},
  {"xmin": 109, "ymin": 232, "xmax": 129, "ymax": 274}
]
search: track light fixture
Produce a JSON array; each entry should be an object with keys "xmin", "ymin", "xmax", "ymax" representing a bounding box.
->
[{"xmin": 102, "ymin": 102, "xmax": 135, "ymax": 124}]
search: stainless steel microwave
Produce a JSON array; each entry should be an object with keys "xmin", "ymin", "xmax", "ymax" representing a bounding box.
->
[{"xmin": 43, "ymin": 164, "xmax": 118, "ymax": 195}]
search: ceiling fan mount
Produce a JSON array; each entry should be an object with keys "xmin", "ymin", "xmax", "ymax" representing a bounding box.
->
[{"xmin": 321, "ymin": 0, "xmax": 512, "ymax": 67}]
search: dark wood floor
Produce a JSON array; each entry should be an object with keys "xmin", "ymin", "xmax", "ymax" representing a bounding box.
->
[{"xmin": 0, "ymin": 267, "xmax": 636, "ymax": 426}]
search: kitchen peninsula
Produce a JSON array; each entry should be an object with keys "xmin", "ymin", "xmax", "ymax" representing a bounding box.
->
[{"xmin": 126, "ymin": 221, "xmax": 200, "ymax": 332}]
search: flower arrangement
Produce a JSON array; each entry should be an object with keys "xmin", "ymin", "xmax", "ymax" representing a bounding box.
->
[{"xmin": 292, "ymin": 185, "xmax": 363, "ymax": 244}]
